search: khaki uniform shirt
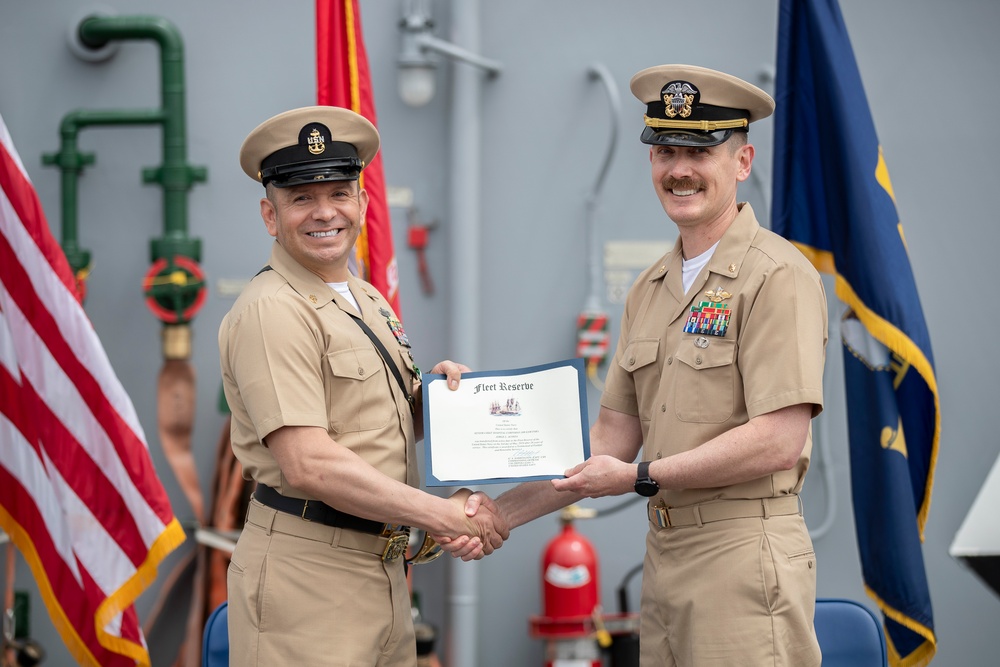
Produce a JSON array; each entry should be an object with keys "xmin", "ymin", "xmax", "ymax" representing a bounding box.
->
[
  {"xmin": 602, "ymin": 203, "xmax": 828, "ymax": 507},
  {"xmin": 219, "ymin": 241, "xmax": 420, "ymax": 498}
]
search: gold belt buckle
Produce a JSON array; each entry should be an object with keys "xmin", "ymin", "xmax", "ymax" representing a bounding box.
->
[
  {"xmin": 652, "ymin": 502, "xmax": 672, "ymax": 528},
  {"xmin": 381, "ymin": 529, "xmax": 409, "ymax": 563}
]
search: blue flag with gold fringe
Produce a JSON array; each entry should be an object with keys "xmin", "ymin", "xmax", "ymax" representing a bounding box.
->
[{"xmin": 772, "ymin": 0, "xmax": 939, "ymax": 665}]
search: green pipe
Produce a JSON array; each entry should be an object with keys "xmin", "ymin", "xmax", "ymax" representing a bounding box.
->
[
  {"xmin": 42, "ymin": 109, "xmax": 166, "ymax": 273},
  {"xmin": 40, "ymin": 116, "xmax": 94, "ymax": 276},
  {"xmin": 44, "ymin": 14, "xmax": 207, "ymax": 274}
]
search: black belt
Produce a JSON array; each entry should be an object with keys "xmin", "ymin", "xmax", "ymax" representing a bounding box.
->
[{"xmin": 254, "ymin": 484, "xmax": 388, "ymax": 536}]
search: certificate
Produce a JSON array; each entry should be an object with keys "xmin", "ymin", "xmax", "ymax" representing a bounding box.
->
[{"xmin": 422, "ymin": 358, "xmax": 591, "ymax": 486}]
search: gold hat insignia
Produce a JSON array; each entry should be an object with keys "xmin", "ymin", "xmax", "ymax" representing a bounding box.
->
[
  {"xmin": 663, "ymin": 81, "xmax": 696, "ymax": 119},
  {"xmin": 307, "ymin": 128, "xmax": 326, "ymax": 155}
]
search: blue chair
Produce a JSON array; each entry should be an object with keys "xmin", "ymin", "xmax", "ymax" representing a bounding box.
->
[
  {"xmin": 202, "ymin": 601, "xmax": 229, "ymax": 667},
  {"xmin": 814, "ymin": 597, "xmax": 888, "ymax": 666}
]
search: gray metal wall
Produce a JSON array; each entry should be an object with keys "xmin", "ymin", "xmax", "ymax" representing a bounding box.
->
[{"xmin": 1, "ymin": 0, "xmax": 997, "ymax": 665}]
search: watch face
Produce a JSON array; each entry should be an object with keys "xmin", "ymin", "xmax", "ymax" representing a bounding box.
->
[
  {"xmin": 635, "ymin": 480, "xmax": 659, "ymax": 497},
  {"xmin": 635, "ymin": 461, "xmax": 658, "ymax": 497}
]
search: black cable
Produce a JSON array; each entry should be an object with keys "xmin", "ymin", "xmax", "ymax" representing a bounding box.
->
[
  {"xmin": 616, "ymin": 562, "xmax": 644, "ymax": 614},
  {"xmin": 591, "ymin": 494, "xmax": 645, "ymax": 518}
]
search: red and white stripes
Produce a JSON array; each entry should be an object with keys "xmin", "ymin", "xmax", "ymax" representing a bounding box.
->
[{"xmin": 0, "ymin": 113, "xmax": 183, "ymax": 667}]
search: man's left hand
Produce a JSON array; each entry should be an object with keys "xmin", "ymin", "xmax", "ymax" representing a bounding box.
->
[
  {"xmin": 429, "ymin": 359, "xmax": 471, "ymax": 390},
  {"xmin": 551, "ymin": 454, "xmax": 633, "ymax": 498}
]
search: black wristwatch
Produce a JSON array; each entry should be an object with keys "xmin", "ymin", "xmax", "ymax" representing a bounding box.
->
[{"xmin": 634, "ymin": 461, "xmax": 659, "ymax": 497}]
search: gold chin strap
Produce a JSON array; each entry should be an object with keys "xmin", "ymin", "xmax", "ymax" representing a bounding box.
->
[
  {"xmin": 406, "ymin": 533, "xmax": 443, "ymax": 566},
  {"xmin": 644, "ymin": 116, "xmax": 749, "ymax": 132}
]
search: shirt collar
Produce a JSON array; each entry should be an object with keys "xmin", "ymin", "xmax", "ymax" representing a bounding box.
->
[
  {"xmin": 706, "ymin": 202, "xmax": 760, "ymax": 281},
  {"xmin": 268, "ymin": 241, "xmax": 377, "ymax": 313},
  {"xmin": 648, "ymin": 203, "xmax": 760, "ymax": 285}
]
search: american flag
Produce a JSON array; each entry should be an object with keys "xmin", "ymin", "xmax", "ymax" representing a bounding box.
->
[{"xmin": 0, "ymin": 112, "xmax": 184, "ymax": 666}]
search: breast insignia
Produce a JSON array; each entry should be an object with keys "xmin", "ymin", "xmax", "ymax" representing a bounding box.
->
[{"xmin": 704, "ymin": 286, "xmax": 732, "ymax": 303}]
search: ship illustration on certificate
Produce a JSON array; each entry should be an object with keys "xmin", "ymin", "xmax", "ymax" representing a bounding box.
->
[{"xmin": 490, "ymin": 397, "xmax": 522, "ymax": 416}]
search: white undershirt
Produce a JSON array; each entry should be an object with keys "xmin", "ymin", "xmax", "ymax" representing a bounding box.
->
[
  {"xmin": 681, "ymin": 240, "xmax": 720, "ymax": 295},
  {"xmin": 327, "ymin": 281, "xmax": 360, "ymax": 313}
]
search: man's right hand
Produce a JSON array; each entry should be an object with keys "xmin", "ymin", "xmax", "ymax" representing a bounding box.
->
[{"xmin": 434, "ymin": 490, "xmax": 510, "ymax": 560}]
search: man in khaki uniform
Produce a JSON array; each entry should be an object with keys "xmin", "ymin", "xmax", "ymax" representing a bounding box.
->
[
  {"xmin": 219, "ymin": 106, "xmax": 508, "ymax": 666},
  {"xmin": 456, "ymin": 65, "xmax": 828, "ymax": 666}
]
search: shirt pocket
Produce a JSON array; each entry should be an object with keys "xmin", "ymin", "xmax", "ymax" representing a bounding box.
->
[
  {"xmin": 619, "ymin": 338, "xmax": 660, "ymax": 421},
  {"xmin": 326, "ymin": 347, "xmax": 394, "ymax": 433},
  {"xmin": 673, "ymin": 337, "xmax": 736, "ymax": 423}
]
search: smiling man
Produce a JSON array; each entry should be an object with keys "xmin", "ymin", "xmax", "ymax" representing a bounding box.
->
[
  {"xmin": 454, "ymin": 65, "xmax": 830, "ymax": 666},
  {"xmin": 219, "ymin": 106, "xmax": 508, "ymax": 666}
]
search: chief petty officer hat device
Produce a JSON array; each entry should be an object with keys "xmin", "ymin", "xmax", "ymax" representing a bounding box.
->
[{"xmin": 239, "ymin": 105, "xmax": 380, "ymax": 187}]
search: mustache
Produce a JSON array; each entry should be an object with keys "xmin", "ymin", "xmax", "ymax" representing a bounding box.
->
[{"xmin": 662, "ymin": 178, "xmax": 704, "ymax": 191}]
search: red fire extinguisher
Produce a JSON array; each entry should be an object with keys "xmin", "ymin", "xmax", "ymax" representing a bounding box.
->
[
  {"xmin": 530, "ymin": 506, "xmax": 608, "ymax": 667},
  {"xmin": 543, "ymin": 510, "xmax": 599, "ymax": 620}
]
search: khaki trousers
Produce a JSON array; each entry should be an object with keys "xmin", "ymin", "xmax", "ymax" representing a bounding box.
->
[
  {"xmin": 228, "ymin": 499, "xmax": 416, "ymax": 666},
  {"xmin": 639, "ymin": 509, "xmax": 820, "ymax": 666}
]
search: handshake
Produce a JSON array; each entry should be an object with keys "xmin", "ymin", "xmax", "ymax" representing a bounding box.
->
[
  {"xmin": 430, "ymin": 489, "xmax": 509, "ymax": 561},
  {"xmin": 422, "ymin": 453, "xmax": 631, "ymax": 561}
]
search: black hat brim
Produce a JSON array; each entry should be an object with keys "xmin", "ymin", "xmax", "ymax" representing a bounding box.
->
[{"xmin": 640, "ymin": 126, "xmax": 735, "ymax": 147}]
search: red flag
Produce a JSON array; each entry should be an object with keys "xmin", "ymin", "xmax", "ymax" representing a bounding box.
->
[
  {"xmin": 316, "ymin": 0, "xmax": 402, "ymax": 314},
  {"xmin": 0, "ymin": 112, "xmax": 185, "ymax": 667}
]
